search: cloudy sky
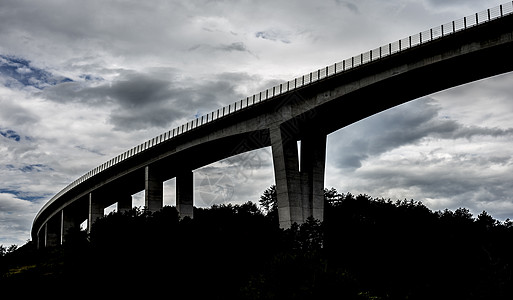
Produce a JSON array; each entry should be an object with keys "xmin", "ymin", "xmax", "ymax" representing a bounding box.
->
[{"xmin": 1, "ymin": 0, "xmax": 513, "ymax": 246}]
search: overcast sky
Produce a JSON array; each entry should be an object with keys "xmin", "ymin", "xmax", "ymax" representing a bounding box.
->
[{"xmin": 1, "ymin": 0, "xmax": 513, "ymax": 246}]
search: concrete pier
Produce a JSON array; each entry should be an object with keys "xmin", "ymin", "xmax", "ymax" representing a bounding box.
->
[
  {"xmin": 300, "ymin": 134, "xmax": 327, "ymax": 222},
  {"xmin": 145, "ymin": 165, "xmax": 163, "ymax": 212},
  {"xmin": 270, "ymin": 125, "xmax": 304, "ymax": 228},
  {"xmin": 61, "ymin": 208, "xmax": 81, "ymax": 244},
  {"xmin": 271, "ymin": 124, "xmax": 327, "ymax": 228},
  {"xmin": 176, "ymin": 171, "xmax": 194, "ymax": 219},
  {"xmin": 88, "ymin": 192, "xmax": 104, "ymax": 233},
  {"xmin": 44, "ymin": 215, "xmax": 61, "ymax": 247}
]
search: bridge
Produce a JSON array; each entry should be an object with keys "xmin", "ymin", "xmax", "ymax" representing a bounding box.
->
[{"xmin": 33, "ymin": 3, "xmax": 513, "ymax": 247}]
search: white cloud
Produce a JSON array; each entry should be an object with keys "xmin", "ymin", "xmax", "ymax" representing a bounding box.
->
[{"xmin": 0, "ymin": 193, "xmax": 43, "ymax": 246}]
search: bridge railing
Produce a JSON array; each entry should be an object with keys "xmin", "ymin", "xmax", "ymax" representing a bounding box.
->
[{"xmin": 42, "ymin": 2, "xmax": 513, "ymax": 211}]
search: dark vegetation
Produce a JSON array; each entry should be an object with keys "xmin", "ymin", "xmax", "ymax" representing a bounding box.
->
[{"xmin": 2, "ymin": 186, "xmax": 513, "ymax": 298}]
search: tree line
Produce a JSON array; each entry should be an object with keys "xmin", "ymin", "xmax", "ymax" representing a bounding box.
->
[
  {"xmin": 1, "ymin": 186, "xmax": 513, "ymax": 299},
  {"xmin": 0, "ymin": 244, "xmax": 17, "ymax": 257}
]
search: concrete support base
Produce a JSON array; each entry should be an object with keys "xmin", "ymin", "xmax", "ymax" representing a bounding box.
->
[
  {"xmin": 300, "ymin": 134, "xmax": 327, "ymax": 222},
  {"xmin": 271, "ymin": 125, "xmax": 326, "ymax": 229},
  {"xmin": 176, "ymin": 171, "xmax": 194, "ymax": 219},
  {"xmin": 145, "ymin": 165, "xmax": 163, "ymax": 212}
]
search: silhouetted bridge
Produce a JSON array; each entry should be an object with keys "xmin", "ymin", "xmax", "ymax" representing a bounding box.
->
[{"xmin": 33, "ymin": 3, "xmax": 513, "ymax": 247}]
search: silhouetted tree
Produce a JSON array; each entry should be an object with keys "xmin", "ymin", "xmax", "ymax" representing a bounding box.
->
[
  {"xmin": 259, "ymin": 185, "xmax": 277, "ymax": 215},
  {"xmin": 259, "ymin": 185, "xmax": 345, "ymax": 215},
  {"xmin": 476, "ymin": 210, "xmax": 498, "ymax": 229},
  {"xmin": 324, "ymin": 187, "xmax": 343, "ymax": 204},
  {"xmin": 0, "ymin": 244, "xmax": 17, "ymax": 256}
]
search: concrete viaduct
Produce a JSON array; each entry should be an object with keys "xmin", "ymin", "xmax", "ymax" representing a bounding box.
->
[{"xmin": 33, "ymin": 3, "xmax": 513, "ymax": 247}]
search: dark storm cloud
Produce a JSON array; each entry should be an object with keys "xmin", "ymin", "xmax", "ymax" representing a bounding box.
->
[
  {"xmin": 41, "ymin": 69, "xmax": 268, "ymax": 131},
  {"xmin": 85, "ymin": 72, "xmax": 201, "ymax": 131},
  {"xmin": 105, "ymin": 74, "xmax": 172, "ymax": 107},
  {"xmin": 104, "ymin": 74, "xmax": 252, "ymax": 130},
  {"xmin": 39, "ymin": 70, "xmax": 188, "ymax": 130},
  {"xmin": 126, "ymin": 71, "xmax": 281, "ymax": 131},
  {"xmin": 40, "ymin": 72, "xmax": 168, "ymax": 106}
]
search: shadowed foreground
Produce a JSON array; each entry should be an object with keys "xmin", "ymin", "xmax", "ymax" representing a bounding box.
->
[{"xmin": 3, "ymin": 190, "xmax": 513, "ymax": 299}]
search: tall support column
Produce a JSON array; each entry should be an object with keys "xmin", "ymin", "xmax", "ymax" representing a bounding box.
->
[
  {"xmin": 270, "ymin": 125, "xmax": 303, "ymax": 229},
  {"xmin": 37, "ymin": 227, "xmax": 45, "ymax": 249},
  {"xmin": 88, "ymin": 192, "xmax": 104, "ymax": 234},
  {"xmin": 117, "ymin": 194, "xmax": 133, "ymax": 213},
  {"xmin": 145, "ymin": 165, "xmax": 163, "ymax": 212},
  {"xmin": 176, "ymin": 171, "xmax": 194, "ymax": 219},
  {"xmin": 61, "ymin": 208, "xmax": 80, "ymax": 244},
  {"xmin": 300, "ymin": 149, "xmax": 312, "ymax": 222},
  {"xmin": 45, "ymin": 214, "xmax": 61, "ymax": 247},
  {"xmin": 43, "ymin": 223, "xmax": 48, "ymax": 248},
  {"xmin": 300, "ymin": 134, "xmax": 327, "ymax": 222}
]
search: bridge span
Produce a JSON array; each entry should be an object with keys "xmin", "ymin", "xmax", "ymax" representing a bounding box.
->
[{"xmin": 33, "ymin": 3, "xmax": 513, "ymax": 247}]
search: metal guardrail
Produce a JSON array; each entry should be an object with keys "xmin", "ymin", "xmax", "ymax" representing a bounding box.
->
[{"xmin": 40, "ymin": 2, "xmax": 513, "ymax": 212}]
